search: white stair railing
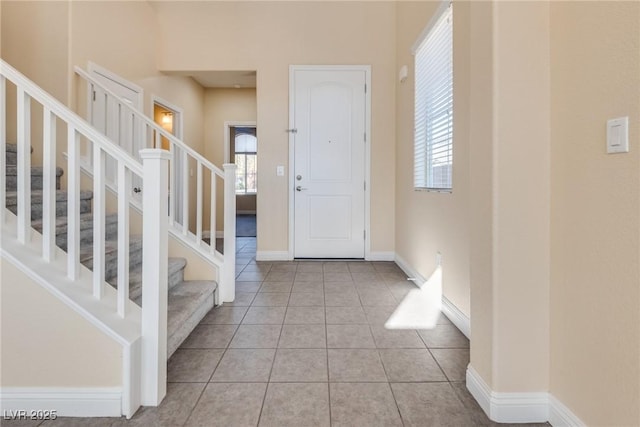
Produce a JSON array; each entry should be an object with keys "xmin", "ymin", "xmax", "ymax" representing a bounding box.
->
[
  {"xmin": 0, "ymin": 59, "xmax": 168, "ymax": 405},
  {"xmin": 74, "ymin": 67, "xmax": 236, "ymax": 303}
]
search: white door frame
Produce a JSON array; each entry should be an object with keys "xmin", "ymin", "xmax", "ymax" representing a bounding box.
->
[
  {"xmin": 150, "ymin": 95, "xmax": 184, "ymax": 140},
  {"xmin": 151, "ymin": 95, "xmax": 185, "ymax": 223},
  {"xmin": 288, "ymin": 65, "xmax": 372, "ymax": 260},
  {"xmin": 86, "ymin": 62, "xmax": 144, "ymax": 190},
  {"xmin": 87, "ymin": 61, "xmax": 144, "ymax": 109},
  {"xmin": 224, "ymin": 121, "xmax": 257, "ymax": 163}
]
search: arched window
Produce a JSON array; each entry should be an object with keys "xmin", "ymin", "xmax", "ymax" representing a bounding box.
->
[{"xmin": 235, "ymin": 132, "xmax": 257, "ymax": 194}]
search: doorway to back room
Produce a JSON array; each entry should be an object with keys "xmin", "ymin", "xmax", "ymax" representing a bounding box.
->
[
  {"xmin": 152, "ymin": 98, "xmax": 185, "ymax": 224},
  {"xmin": 231, "ymin": 126, "xmax": 257, "ymax": 237}
]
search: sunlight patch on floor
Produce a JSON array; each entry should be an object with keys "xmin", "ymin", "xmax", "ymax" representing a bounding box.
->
[{"xmin": 385, "ymin": 266, "xmax": 442, "ymax": 330}]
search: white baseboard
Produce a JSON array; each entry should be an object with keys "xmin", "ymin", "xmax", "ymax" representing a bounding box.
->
[
  {"xmin": 466, "ymin": 366, "xmax": 549, "ymax": 423},
  {"xmin": 395, "ymin": 254, "xmax": 470, "ymax": 338},
  {"xmin": 256, "ymin": 251, "xmax": 290, "ymax": 261},
  {"xmin": 549, "ymin": 394, "xmax": 586, "ymax": 426},
  {"xmin": 394, "ymin": 254, "xmax": 427, "ymax": 286},
  {"xmin": 0, "ymin": 387, "xmax": 122, "ymax": 417},
  {"xmin": 441, "ymin": 295, "xmax": 470, "ymax": 339},
  {"xmin": 366, "ymin": 251, "xmax": 395, "ymax": 261}
]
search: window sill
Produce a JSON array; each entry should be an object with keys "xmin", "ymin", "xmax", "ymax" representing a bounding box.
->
[{"xmin": 414, "ymin": 188, "xmax": 452, "ymax": 194}]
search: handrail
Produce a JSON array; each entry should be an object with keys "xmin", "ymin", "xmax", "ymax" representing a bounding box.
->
[
  {"xmin": 74, "ymin": 66, "xmax": 223, "ymax": 178},
  {"xmin": 1, "ymin": 60, "xmax": 143, "ymax": 177}
]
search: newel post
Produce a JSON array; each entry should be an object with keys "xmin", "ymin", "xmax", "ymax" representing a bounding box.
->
[
  {"xmin": 222, "ymin": 163, "xmax": 237, "ymax": 303},
  {"xmin": 140, "ymin": 148, "xmax": 170, "ymax": 406}
]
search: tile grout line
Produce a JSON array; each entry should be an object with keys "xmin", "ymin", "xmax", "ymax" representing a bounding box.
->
[
  {"xmin": 323, "ymin": 276, "xmax": 333, "ymax": 426},
  {"xmin": 256, "ymin": 271, "xmax": 290, "ymax": 425}
]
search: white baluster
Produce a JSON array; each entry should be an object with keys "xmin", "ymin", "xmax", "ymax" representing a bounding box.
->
[
  {"xmin": 42, "ymin": 108, "xmax": 57, "ymax": 262},
  {"xmin": 93, "ymin": 145, "xmax": 106, "ymax": 299},
  {"xmin": 222, "ymin": 163, "xmax": 237, "ymax": 303},
  {"xmin": 182, "ymin": 152, "xmax": 189, "ymax": 235},
  {"xmin": 140, "ymin": 149, "xmax": 169, "ymax": 406},
  {"xmin": 117, "ymin": 162, "xmax": 130, "ymax": 317},
  {"xmin": 196, "ymin": 162, "xmax": 203, "ymax": 244},
  {"xmin": 16, "ymin": 88, "xmax": 31, "ymax": 244},
  {"xmin": 67, "ymin": 126, "xmax": 80, "ymax": 280},
  {"xmin": 210, "ymin": 171, "xmax": 217, "ymax": 253},
  {"xmin": 169, "ymin": 143, "xmax": 175, "ymax": 227},
  {"xmin": 0, "ymin": 75, "xmax": 6, "ymax": 224}
]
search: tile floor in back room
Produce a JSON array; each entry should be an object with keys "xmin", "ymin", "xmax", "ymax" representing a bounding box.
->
[{"xmin": 10, "ymin": 237, "xmax": 550, "ymax": 427}]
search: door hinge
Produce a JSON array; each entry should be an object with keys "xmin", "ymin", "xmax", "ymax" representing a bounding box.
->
[
  {"xmin": 364, "ymin": 132, "xmax": 367, "ymax": 143},
  {"xmin": 364, "ymin": 83, "xmax": 367, "ymax": 94},
  {"xmin": 364, "ymin": 230, "xmax": 366, "ymax": 240},
  {"xmin": 92, "ymin": 90, "xmax": 96, "ymax": 101},
  {"xmin": 364, "ymin": 181, "xmax": 366, "ymax": 191}
]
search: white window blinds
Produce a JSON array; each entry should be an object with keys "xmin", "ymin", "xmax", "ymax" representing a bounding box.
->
[{"xmin": 414, "ymin": 4, "xmax": 453, "ymax": 190}]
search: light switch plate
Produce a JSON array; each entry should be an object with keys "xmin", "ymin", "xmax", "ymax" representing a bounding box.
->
[
  {"xmin": 276, "ymin": 165, "xmax": 285, "ymax": 176},
  {"xmin": 607, "ymin": 116, "xmax": 629, "ymax": 154}
]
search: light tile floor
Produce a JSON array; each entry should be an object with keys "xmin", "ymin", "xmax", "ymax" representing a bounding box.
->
[{"xmin": 13, "ymin": 238, "xmax": 550, "ymax": 427}]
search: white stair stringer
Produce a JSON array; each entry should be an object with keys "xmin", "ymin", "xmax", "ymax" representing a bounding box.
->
[{"xmin": 1, "ymin": 211, "xmax": 142, "ymax": 419}]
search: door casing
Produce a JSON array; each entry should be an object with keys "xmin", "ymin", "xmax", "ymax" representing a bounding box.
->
[{"xmin": 288, "ymin": 65, "xmax": 372, "ymax": 260}]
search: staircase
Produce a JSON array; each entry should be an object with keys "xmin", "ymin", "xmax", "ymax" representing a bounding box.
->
[
  {"xmin": 5, "ymin": 142, "xmax": 217, "ymax": 356},
  {"xmin": 0, "ymin": 59, "xmax": 237, "ymax": 417}
]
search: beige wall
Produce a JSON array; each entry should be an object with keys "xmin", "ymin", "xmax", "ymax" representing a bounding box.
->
[
  {"xmin": 491, "ymin": 1, "xmax": 551, "ymax": 392},
  {"xmin": 154, "ymin": 1, "xmax": 396, "ymax": 254},
  {"xmin": 1, "ymin": 1, "xmax": 70, "ymax": 167},
  {"xmin": 203, "ymin": 88, "xmax": 257, "ymax": 231},
  {"xmin": 237, "ymin": 195, "xmax": 257, "ymax": 214},
  {"xmin": 1, "ymin": 259, "xmax": 122, "ymax": 387},
  {"xmin": 550, "ymin": 2, "xmax": 640, "ymax": 425},
  {"xmin": 69, "ymin": 1, "xmax": 206, "ymax": 232},
  {"xmin": 395, "ymin": 1, "xmax": 471, "ymax": 319},
  {"xmin": 467, "ymin": 0, "xmax": 496, "ymax": 389},
  {"xmin": 397, "ymin": 1, "xmax": 551, "ymax": 394}
]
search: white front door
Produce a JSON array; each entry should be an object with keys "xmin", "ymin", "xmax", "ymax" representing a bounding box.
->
[
  {"xmin": 89, "ymin": 64, "xmax": 143, "ymax": 191},
  {"xmin": 292, "ymin": 68, "xmax": 367, "ymax": 258}
]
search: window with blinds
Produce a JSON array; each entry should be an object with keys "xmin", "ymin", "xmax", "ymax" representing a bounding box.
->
[{"xmin": 414, "ymin": 4, "xmax": 453, "ymax": 191}]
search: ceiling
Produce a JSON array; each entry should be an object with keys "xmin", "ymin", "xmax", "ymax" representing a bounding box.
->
[{"xmin": 172, "ymin": 70, "xmax": 257, "ymax": 88}]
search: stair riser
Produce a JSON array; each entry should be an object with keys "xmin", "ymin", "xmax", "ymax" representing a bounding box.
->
[
  {"xmin": 56, "ymin": 221, "xmax": 119, "ymax": 251},
  {"xmin": 5, "ymin": 174, "xmax": 61, "ymax": 191},
  {"xmin": 83, "ymin": 245, "xmax": 143, "ymax": 283},
  {"xmin": 7, "ymin": 200, "xmax": 92, "ymax": 221},
  {"xmin": 168, "ymin": 268, "xmax": 186, "ymax": 290}
]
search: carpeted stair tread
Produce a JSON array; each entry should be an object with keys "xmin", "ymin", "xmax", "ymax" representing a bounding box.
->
[
  {"xmin": 5, "ymin": 143, "xmax": 32, "ymax": 153},
  {"xmin": 166, "ymin": 280, "xmax": 218, "ymax": 357},
  {"xmin": 5, "ymin": 189, "xmax": 93, "ymax": 205},
  {"xmin": 31, "ymin": 212, "xmax": 118, "ymax": 233},
  {"xmin": 5, "ymin": 190, "xmax": 93, "ymax": 220},
  {"xmin": 5, "ymin": 143, "xmax": 32, "ymax": 164},
  {"xmin": 31, "ymin": 212, "xmax": 118, "ymax": 250},
  {"xmin": 128, "ymin": 258, "xmax": 188, "ymax": 303},
  {"xmin": 5, "ymin": 165, "xmax": 64, "ymax": 177},
  {"xmin": 79, "ymin": 235, "xmax": 143, "ymax": 277},
  {"xmin": 5, "ymin": 166, "xmax": 64, "ymax": 191}
]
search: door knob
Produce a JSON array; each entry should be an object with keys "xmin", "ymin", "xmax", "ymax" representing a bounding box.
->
[
  {"xmin": 133, "ymin": 187, "xmax": 142, "ymax": 194},
  {"xmin": 296, "ymin": 186, "xmax": 307, "ymax": 192}
]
